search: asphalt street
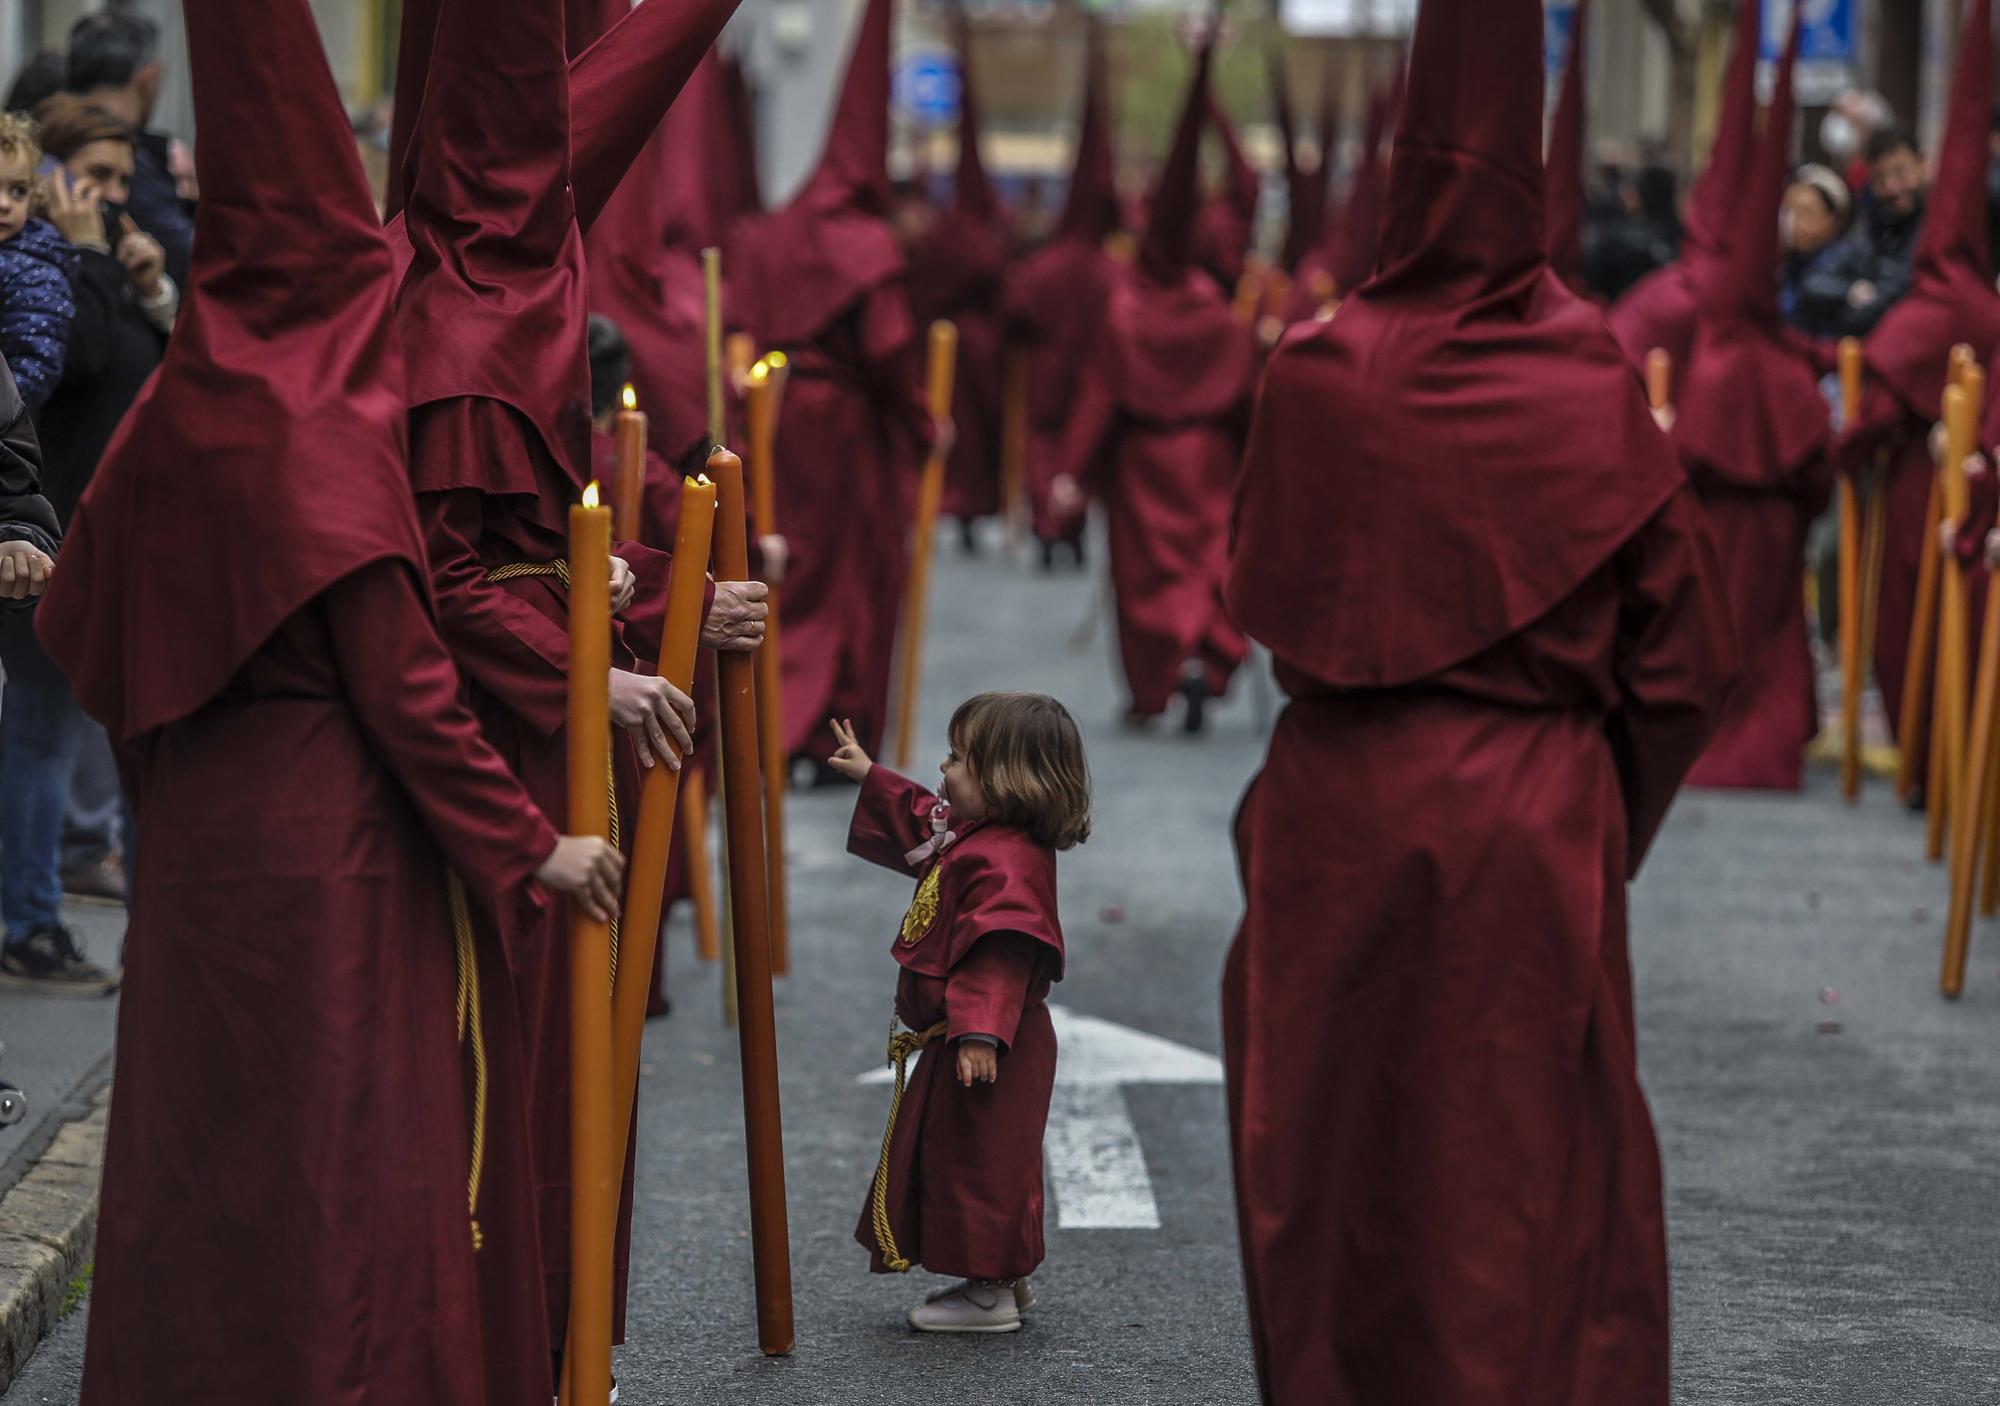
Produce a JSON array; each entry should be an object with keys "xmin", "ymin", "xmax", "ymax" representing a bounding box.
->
[{"xmin": 7, "ymin": 535, "xmax": 2000, "ymax": 1404}]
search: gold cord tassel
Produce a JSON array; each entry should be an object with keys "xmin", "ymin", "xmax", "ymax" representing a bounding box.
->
[
  {"xmin": 868, "ymin": 1019, "xmax": 948, "ymax": 1273},
  {"xmin": 449, "ymin": 871, "xmax": 489, "ymax": 1252}
]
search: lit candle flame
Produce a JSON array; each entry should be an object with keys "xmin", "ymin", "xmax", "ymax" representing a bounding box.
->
[
  {"xmin": 768, "ymin": 352, "xmax": 788, "ymax": 371},
  {"xmin": 582, "ymin": 481, "xmax": 601, "ymax": 509},
  {"xmin": 748, "ymin": 357, "xmax": 770, "ymax": 387},
  {"xmin": 621, "ymin": 383, "xmax": 638, "ymax": 412}
]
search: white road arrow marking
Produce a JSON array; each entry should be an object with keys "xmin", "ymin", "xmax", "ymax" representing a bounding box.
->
[{"xmin": 856, "ymin": 1005, "xmax": 1223, "ymax": 1230}]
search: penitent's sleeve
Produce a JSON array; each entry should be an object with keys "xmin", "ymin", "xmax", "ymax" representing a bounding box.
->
[
  {"xmin": 944, "ymin": 932, "xmax": 1041, "ymax": 1052},
  {"xmin": 325, "ymin": 560, "xmax": 560, "ymax": 897},
  {"xmin": 1606, "ymin": 487, "xmax": 1744, "ymax": 875},
  {"xmin": 418, "ymin": 487, "xmax": 572, "ymax": 740},
  {"xmin": 847, "ymin": 766, "xmax": 944, "ymax": 874}
]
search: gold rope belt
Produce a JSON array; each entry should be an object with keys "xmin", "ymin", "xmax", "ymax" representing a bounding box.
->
[
  {"xmin": 868, "ymin": 1017, "xmax": 949, "ymax": 1273},
  {"xmin": 444, "ymin": 557, "xmax": 623, "ymax": 1252}
]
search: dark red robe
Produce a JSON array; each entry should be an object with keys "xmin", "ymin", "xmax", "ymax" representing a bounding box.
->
[
  {"xmin": 846, "ymin": 768, "xmax": 1064, "ymax": 1281},
  {"xmin": 1002, "ymin": 238, "xmax": 1113, "ymax": 548},
  {"xmin": 412, "ymin": 400, "xmax": 677, "ymax": 1359},
  {"xmin": 81, "ymin": 566, "xmax": 559, "ymax": 1406},
  {"xmin": 1223, "ymin": 0, "xmax": 1741, "ymax": 1397}
]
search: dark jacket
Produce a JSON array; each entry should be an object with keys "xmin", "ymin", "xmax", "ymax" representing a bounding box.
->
[
  {"xmin": 0, "ymin": 218, "xmax": 77, "ymax": 411},
  {"xmin": 0, "ymin": 356, "xmax": 59, "ymax": 615},
  {"xmin": 129, "ymin": 130, "xmax": 194, "ymax": 292},
  {"xmin": 1795, "ymin": 194, "xmax": 1923, "ymax": 339},
  {"xmin": 34, "ymin": 246, "xmax": 167, "ymax": 526}
]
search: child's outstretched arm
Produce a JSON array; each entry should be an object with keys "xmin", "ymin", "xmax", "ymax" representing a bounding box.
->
[{"xmin": 839, "ymin": 718, "xmax": 952, "ymax": 873}]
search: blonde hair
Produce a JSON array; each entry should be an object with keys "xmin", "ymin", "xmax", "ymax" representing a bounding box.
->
[
  {"xmin": 949, "ymin": 692, "xmax": 1092, "ymax": 851},
  {"xmin": 0, "ymin": 112, "xmax": 40, "ymax": 182}
]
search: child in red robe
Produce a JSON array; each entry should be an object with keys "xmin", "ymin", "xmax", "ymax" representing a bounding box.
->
[{"xmin": 828, "ymin": 693, "xmax": 1090, "ymax": 1334}]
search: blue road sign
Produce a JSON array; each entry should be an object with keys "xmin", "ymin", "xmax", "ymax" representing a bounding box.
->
[
  {"xmin": 1761, "ymin": 0, "xmax": 1857, "ymax": 65},
  {"xmin": 895, "ymin": 50, "xmax": 962, "ymax": 126},
  {"xmin": 1544, "ymin": 0, "xmax": 1578, "ymax": 80}
]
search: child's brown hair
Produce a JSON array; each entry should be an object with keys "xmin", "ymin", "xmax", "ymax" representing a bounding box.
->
[{"xmin": 949, "ymin": 692, "xmax": 1092, "ymax": 851}]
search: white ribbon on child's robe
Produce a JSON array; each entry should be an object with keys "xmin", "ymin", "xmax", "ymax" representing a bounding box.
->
[{"xmin": 904, "ymin": 800, "xmax": 958, "ymax": 869}]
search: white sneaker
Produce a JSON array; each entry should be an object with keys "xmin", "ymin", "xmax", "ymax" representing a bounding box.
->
[
  {"xmin": 926, "ymin": 1277, "xmax": 1036, "ymax": 1314},
  {"xmin": 550, "ymin": 1381, "xmax": 616, "ymax": 1405},
  {"xmin": 907, "ymin": 1281, "xmax": 1023, "ymax": 1334}
]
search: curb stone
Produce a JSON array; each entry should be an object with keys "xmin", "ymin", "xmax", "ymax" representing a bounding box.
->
[{"xmin": 0, "ymin": 1088, "xmax": 107, "ymax": 1393}]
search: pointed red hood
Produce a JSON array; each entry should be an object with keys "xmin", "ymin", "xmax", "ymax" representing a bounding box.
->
[
  {"xmin": 1683, "ymin": 0, "xmax": 1760, "ymax": 261},
  {"xmin": 568, "ymin": 0, "xmax": 748, "ymax": 234},
  {"xmin": 1326, "ymin": 70, "xmax": 1398, "ymax": 295},
  {"xmin": 1677, "ymin": 11, "xmax": 1830, "ymax": 489},
  {"xmin": 953, "ymin": 12, "xmax": 1005, "ymax": 225},
  {"xmin": 396, "ymin": 0, "xmax": 592, "ymax": 492},
  {"xmin": 1863, "ymin": 0, "xmax": 2000, "ymax": 423},
  {"xmin": 384, "ymin": 0, "xmax": 438, "ymax": 220},
  {"xmin": 1055, "ymin": 21, "xmax": 1119, "ymax": 243},
  {"xmin": 1272, "ymin": 47, "xmax": 1337, "ymax": 273},
  {"xmin": 1140, "ymin": 37, "xmax": 1213, "ymax": 283},
  {"xmin": 41, "ymin": 0, "xmax": 427, "ymax": 742},
  {"xmin": 732, "ymin": 0, "xmax": 907, "ymax": 347},
  {"xmin": 1543, "ymin": 0, "xmax": 1589, "ymax": 288},
  {"xmin": 1196, "ymin": 83, "xmax": 1261, "ymax": 287},
  {"xmin": 1229, "ymin": 0, "xmax": 1685, "ymax": 688}
]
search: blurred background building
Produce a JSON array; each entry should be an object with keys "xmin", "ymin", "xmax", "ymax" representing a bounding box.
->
[{"xmin": 0, "ymin": 0, "xmax": 1983, "ymax": 214}]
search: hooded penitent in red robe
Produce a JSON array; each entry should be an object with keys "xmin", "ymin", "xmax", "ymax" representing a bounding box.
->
[
  {"xmin": 908, "ymin": 14, "xmax": 1010, "ymax": 529},
  {"xmin": 1544, "ymin": 0, "xmax": 1589, "ymax": 292},
  {"xmin": 44, "ymin": 4, "xmax": 560, "ymax": 1401},
  {"xmin": 1608, "ymin": 0, "xmax": 1758, "ymax": 371},
  {"xmin": 846, "ymin": 768, "xmax": 1065, "ymax": 1280},
  {"xmin": 1675, "ymin": 17, "xmax": 1832, "ymax": 790},
  {"xmin": 733, "ymin": 0, "xmax": 933, "ymax": 761},
  {"xmin": 1845, "ymin": 0, "xmax": 2000, "ymax": 754},
  {"xmin": 1001, "ymin": 22, "xmax": 1119, "ymax": 553},
  {"xmin": 1224, "ymin": 0, "xmax": 1740, "ymax": 1397},
  {"xmin": 1054, "ymin": 37, "xmax": 1256, "ymax": 723},
  {"xmin": 394, "ymin": 0, "xmax": 729, "ymax": 1370}
]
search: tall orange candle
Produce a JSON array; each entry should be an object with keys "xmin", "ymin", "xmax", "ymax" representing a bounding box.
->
[
  {"xmin": 1645, "ymin": 348, "xmax": 1672, "ymax": 413},
  {"xmin": 745, "ymin": 356, "xmax": 790, "ymax": 976},
  {"xmin": 1930, "ymin": 377, "xmax": 1980, "ymax": 862},
  {"xmin": 710, "ymin": 448, "xmax": 795, "ymax": 1354},
  {"xmin": 608, "ymin": 473, "xmax": 714, "ymax": 1171},
  {"xmin": 614, "ymin": 384, "xmax": 646, "ymax": 542},
  {"xmin": 563, "ymin": 481, "xmax": 615, "ymax": 1406},
  {"xmin": 894, "ymin": 321, "xmax": 960, "ymax": 771},
  {"xmin": 1000, "ymin": 344, "xmax": 1028, "ymax": 551},
  {"xmin": 1837, "ymin": 337, "xmax": 1865, "ymax": 801}
]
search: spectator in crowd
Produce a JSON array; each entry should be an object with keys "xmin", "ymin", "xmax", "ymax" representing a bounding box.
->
[
  {"xmin": 4, "ymin": 50, "xmax": 64, "ymax": 118},
  {"xmin": 1781, "ymin": 163, "xmax": 1853, "ymax": 330},
  {"xmin": 63, "ymin": 11, "xmax": 193, "ymax": 290},
  {"xmin": 0, "ymin": 357, "xmax": 55, "ymax": 609},
  {"xmin": 1985, "ymin": 109, "xmax": 2000, "ymax": 280},
  {"xmin": 0, "ymin": 113, "xmax": 74, "ymax": 410},
  {"xmin": 1584, "ymin": 160, "xmax": 1681, "ymax": 303},
  {"xmin": 1823, "ymin": 89, "xmax": 1896, "ymax": 194},
  {"xmin": 1795, "ymin": 129, "xmax": 1927, "ymax": 340},
  {"xmin": 0, "ymin": 97, "xmax": 174, "ymax": 991}
]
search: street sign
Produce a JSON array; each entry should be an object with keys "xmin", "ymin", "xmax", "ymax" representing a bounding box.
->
[
  {"xmin": 1761, "ymin": 0, "xmax": 1857, "ymax": 106},
  {"xmin": 895, "ymin": 49, "xmax": 961, "ymax": 126},
  {"xmin": 859, "ymin": 1005, "xmax": 1224, "ymax": 1230}
]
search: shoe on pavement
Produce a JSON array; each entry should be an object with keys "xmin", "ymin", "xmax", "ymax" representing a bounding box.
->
[
  {"xmin": 926, "ymin": 1277, "xmax": 1036, "ymax": 1315},
  {"xmin": 908, "ymin": 1281, "xmax": 1022, "ymax": 1334},
  {"xmin": 0, "ymin": 924, "xmax": 121, "ymax": 997},
  {"xmin": 60, "ymin": 852, "xmax": 128, "ymax": 907}
]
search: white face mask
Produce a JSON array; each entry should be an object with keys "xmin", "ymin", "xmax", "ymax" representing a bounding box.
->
[{"xmin": 1821, "ymin": 113, "xmax": 1859, "ymax": 159}]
